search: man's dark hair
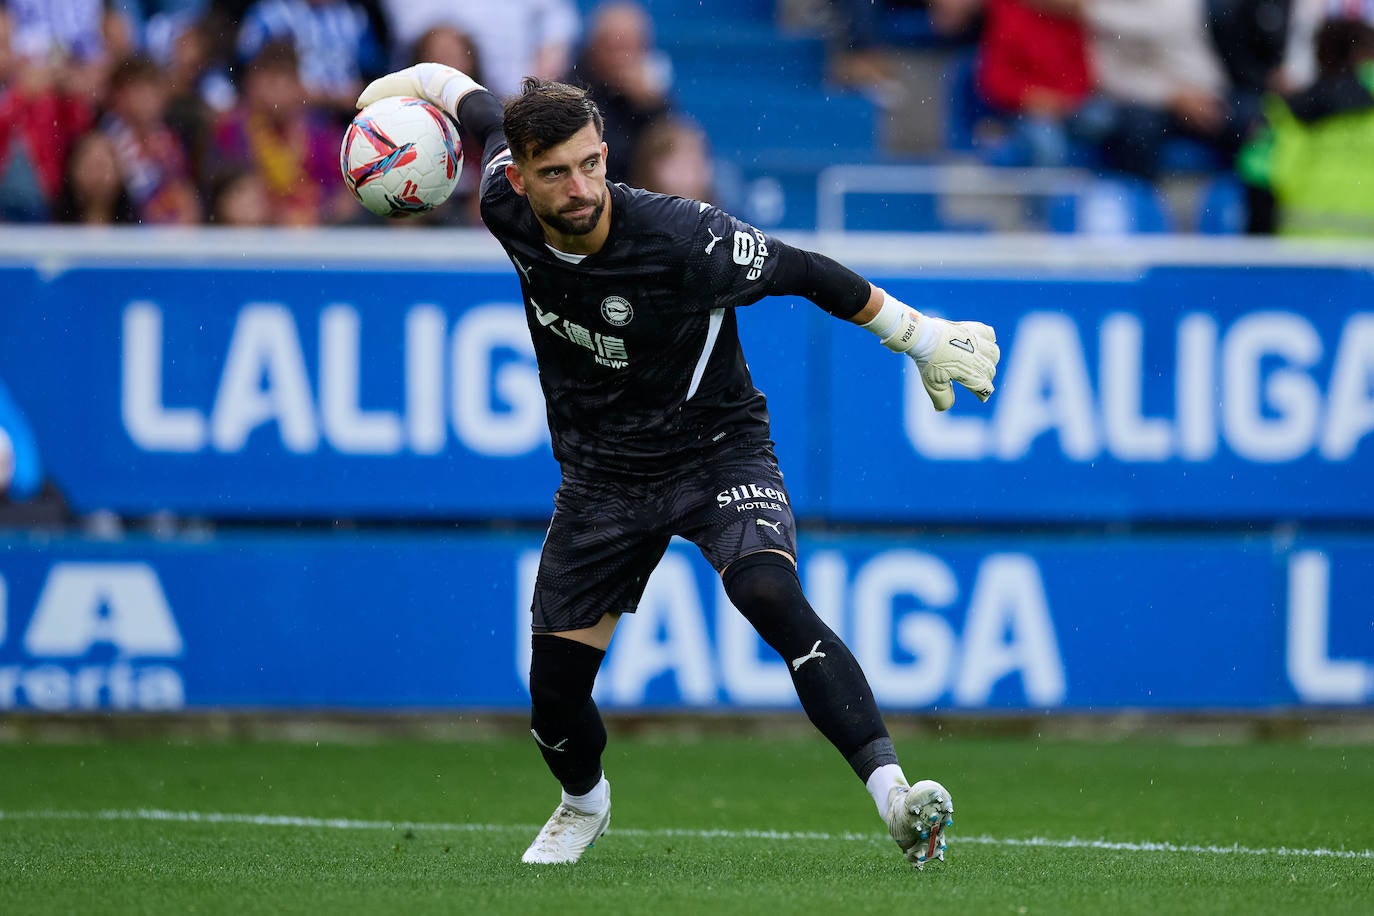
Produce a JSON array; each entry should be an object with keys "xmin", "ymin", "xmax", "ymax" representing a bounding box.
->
[{"xmin": 503, "ymin": 77, "xmax": 604, "ymax": 161}]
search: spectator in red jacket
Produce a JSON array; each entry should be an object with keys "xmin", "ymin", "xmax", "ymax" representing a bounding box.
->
[
  {"xmin": 975, "ymin": 0, "xmax": 1092, "ymax": 165},
  {"xmin": 0, "ymin": 61, "xmax": 94, "ymax": 220}
]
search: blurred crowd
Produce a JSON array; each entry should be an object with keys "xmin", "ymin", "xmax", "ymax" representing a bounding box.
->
[
  {"xmin": 832, "ymin": 0, "xmax": 1374, "ymax": 235},
  {"xmin": 0, "ymin": 0, "xmax": 716, "ymax": 228},
  {"xmin": 1, "ymin": 0, "xmax": 1372, "ymax": 234}
]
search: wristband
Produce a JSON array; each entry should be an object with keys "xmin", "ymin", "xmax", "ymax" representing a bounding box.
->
[
  {"xmin": 415, "ymin": 63, "xmax": 484, "ymax": 117},
  {"xmin": 861, "ymin": 294, "xmax": 939, "ymax": 363}
]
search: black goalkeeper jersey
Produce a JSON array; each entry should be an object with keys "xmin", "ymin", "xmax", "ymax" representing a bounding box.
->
[{"xmin": 478, "ymin": 138, "xmax": 786, "ymax": 480}]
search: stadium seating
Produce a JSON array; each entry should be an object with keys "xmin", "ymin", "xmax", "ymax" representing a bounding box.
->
[
  {"xmin": 621, "ymin": 0, "xmax": 776, "ymax": 17},
  {"xmin": 1194, "ymin": 172, "xmax": 1249, "ymax": 235},
  {"xmin": 573, "ymin": 1, "xmax": 1238, "ymax": 234},
  {"xmin": 661, "ymin": 19, "xmax": 874, "ymax": 163},
  {"xmin": 1046, "ymin": 175, "xmax": 1174, "ymax": 235},
  {"xmin": 942, "ymin": 51, "xmax": 993, "ymax": 155},
  {"xmin": 577, "ymin": 0, "xmax": 886, "ymax": 229},
  {"xmin": 942, "ymin": 51, "xmax": 1224, "ymax": 175}
]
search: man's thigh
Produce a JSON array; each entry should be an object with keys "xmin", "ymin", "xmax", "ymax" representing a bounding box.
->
[
  {"xmin": 677, "ymin": 448, "xmax": 798, "ymax": 572},
  {"xmin": 531, "ymin": 477, "xmax": 672, "ymax": 633}
]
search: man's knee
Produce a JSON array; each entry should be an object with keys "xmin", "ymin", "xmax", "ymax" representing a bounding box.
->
[
  {"xmin": 529, "ymin": 633, "xmax": 604, "ymax": 716},
  {"xmin": 722, "ymin": 551, "xmax": 830, "ymax": 654},
  {"xmin": 722, "ymin": 550, "xmax": 802, "ymax": 618}
]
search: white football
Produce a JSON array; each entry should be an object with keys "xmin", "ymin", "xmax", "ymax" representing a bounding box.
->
[{"xmin": 340, "ymin": 96, "xmax": 463, "ymax": 218}]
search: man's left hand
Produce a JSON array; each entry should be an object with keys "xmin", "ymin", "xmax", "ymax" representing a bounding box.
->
[{"xmin": 911, "ymin": 317, "xmax": 999, "ymax": 411}]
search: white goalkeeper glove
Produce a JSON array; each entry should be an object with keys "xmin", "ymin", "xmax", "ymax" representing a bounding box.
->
[
  {"xmin": 863, "ymin": 293, "xmax": 1000, "ymax": 411},
  {"xmin": 356, "ymin": 63, "xmax": 485, "ymax": 118}
]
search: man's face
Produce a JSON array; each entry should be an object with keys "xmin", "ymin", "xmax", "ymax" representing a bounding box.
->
[{"xmin": 507, "ymin": 122, "xmax": 609, "ymax": 238}]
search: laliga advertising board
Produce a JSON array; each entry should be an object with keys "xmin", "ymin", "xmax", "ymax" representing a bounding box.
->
[
  {"xmin": 0, "ymin": 234, "xmax": 1371, "ymax": 712},
  {"xmin": 825, "ymin": 265, "xmax": 1374, "ymax": 520},
  {"xmin": 1, "ymin": 251, "xmax": 1371, "ymax": 521},
  {"xmin": 0, "ymin": 532, "xmax": 1369, "ymax": 711}
]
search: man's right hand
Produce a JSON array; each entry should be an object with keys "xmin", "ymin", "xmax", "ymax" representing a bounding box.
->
[{"xmin": 356, "ymin": 63, "xmax": 484, "ymax": 117}]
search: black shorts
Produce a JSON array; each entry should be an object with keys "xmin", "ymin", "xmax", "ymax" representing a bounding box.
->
[{"xmin": 530, "ymin": 445, "xmax": 798, "ymax": 633}]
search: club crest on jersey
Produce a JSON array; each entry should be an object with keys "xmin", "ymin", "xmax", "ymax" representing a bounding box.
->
[{"xmin": 600, "ymin": 296, "xmax": 634, "ymax": 327}]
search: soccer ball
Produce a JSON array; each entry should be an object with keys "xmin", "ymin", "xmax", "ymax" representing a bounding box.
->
[{"xmin": 340, "ymin": 96, "xmax": 463, "ymax": 218}]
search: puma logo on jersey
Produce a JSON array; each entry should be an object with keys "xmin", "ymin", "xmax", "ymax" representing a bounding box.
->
[
  {"xmin": 791, "ymin": 640, "xmax": 827, "ymax": 671},
  {"xmin": 755, "ymin": 518, "xmax": 783, "ymax": 534},
  {"xmin": 950, "ymin": 337, "xmax": 976, "ymax": 354},
  {"xmin": 704, "ymin": 228, "xmax": 724, "ymax": 254},
  {"xmin": 512, "ymin": 255, "xmax": 535, "ymax": 284},
  {"xmin": 530, "ymin": 729, "xmax": 569, "ymax": 752},
  {"xmin": 531, "ymin": 299, "xmax": 561, "ymax": 326}
]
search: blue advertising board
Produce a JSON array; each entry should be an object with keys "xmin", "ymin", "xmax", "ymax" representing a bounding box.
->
[
  {"xmin": 1, "ymin": 530, "xmax": 1369, "ymax": 712},
  {"xmin": 2, "ymin": 234, "xmax": 1372, "ymax": 522},
  {"xmin": 3, "ymin": 266, "xmax": 563, "ymax": 518},
  {"xmin": 828, "ymin": 266, "xmax": 1374, "ymax": 520},
  {"xmin": 0, "ymin": 260, "xmax": 814, "ymax": 519}
]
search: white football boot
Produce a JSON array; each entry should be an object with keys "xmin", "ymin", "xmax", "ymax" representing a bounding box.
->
[
  {"xmin": 885, "ymin": 778, "xmax": 954, "ymax": 870},
  {"xmin": 521, "ymin": 784, "xmax": 611, "ymax": 865}
]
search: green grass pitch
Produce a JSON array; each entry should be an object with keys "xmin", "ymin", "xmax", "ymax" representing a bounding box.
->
[{"xmin": 1, "ymin": 731, "xmax": 1371, "ymax": 914}]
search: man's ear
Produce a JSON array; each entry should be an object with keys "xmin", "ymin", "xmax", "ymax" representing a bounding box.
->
[{"xmin": 506, "ymin": 162, "xmax": 526, "ymax": 197}]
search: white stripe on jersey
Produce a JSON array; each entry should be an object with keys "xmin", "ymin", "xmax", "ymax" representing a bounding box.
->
[
  {"xmin": 685, "ymin": 308, "xmax": 725, "ymax": 401},
  {"xmin": 488, "ymin": 149, "xmax": 513, "ymax": 173}
]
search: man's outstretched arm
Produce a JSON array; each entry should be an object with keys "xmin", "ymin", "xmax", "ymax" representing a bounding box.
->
[{"xmin": 766, "ymin": 243, "xmax": 1000, "ymax": 410}]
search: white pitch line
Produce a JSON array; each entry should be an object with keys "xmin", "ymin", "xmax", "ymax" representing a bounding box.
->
[{"xmin": 2, "ymin": 809, "xmax": 1371, "ymax": 861}]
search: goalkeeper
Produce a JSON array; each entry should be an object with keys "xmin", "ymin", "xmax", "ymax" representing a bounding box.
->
[{"xmin": 358, "ymin": 64, "xmax": 998, "ymax": 870}]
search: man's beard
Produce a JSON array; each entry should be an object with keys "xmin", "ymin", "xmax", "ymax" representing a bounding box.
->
[{"xmin": 539, "ymin": 191, "xmax": 606, "ymax": 236}]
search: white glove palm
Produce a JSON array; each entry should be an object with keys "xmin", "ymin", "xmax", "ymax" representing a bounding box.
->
[
  {"xmin": 355, "ymin": 63, "xmax": 483, "ymax": 117},
  {"xmin": 914, "ymin": 318, "xmax": 999, "ymax": 411}
]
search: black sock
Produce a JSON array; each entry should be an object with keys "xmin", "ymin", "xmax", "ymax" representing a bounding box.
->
[
  {"xmin": 529, "ymin": 634, "xmax": 608, "ymax": 796},
  {"xmin": 723, "ymin": 552, "xmax": 898, "ymax": 781}
]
